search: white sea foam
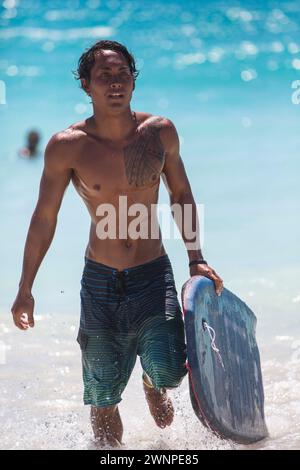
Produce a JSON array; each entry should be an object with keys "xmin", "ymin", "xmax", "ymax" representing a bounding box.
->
[
  {"xmin": 1, "ymin": 313, "xmax": 300, "ymax": 449},
  {"xmin": 275, "ymin": 335, "xmax": 294, "ymax": 341}
]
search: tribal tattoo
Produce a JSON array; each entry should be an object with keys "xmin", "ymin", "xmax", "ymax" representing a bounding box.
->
[{"xmin": 123, "ymin": 117, "xmax": 165, "ymax": 187}]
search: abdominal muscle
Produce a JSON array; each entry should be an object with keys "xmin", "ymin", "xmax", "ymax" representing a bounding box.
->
[
  {"xmin": 81, "ymin": 184, "xmax": 166, "ymax": 270},
  {"xmin": 86, "ymin": 229, "xmax": 166, "ymax": 270}
]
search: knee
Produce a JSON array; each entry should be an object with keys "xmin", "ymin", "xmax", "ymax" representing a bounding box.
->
[
  {"xmin": 157, "ymin": 372, "xmax": 186, "ymax": 390},
  {"xmin": 91, "ymin": 404, "xmax": 118, "ymax": 418}
]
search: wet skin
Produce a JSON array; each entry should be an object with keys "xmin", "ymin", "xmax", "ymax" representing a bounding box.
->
[{"xmin": 70, "ymin": 112, "xmax": 168, "ymax": 268}]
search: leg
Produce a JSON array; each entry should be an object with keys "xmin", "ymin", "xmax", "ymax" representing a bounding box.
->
[
  {"xmin": 142, "ymin": 373, "xmax": 174, "ymax": 428},
  {"xmin": 139, "ymin": 308, "xmax": 187, "ymax": 429},
  {"xmin": 77, "ymin": 329, "xmax": 137, "ymax": 446},
  {"xmin": 90, "ymin": 404, "xmax": 123, "ymax": 448},
  {"xmin": 79, "ymin": 261, "xmax": 137, "ymax": 446}
]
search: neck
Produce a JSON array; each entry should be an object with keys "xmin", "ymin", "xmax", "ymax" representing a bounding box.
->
[{"xmin": 90, "ymin": 105, "xmax": 137, "ymax": 141}]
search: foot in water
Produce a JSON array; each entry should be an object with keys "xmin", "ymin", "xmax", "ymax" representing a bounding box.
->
[
  {"xmin": 143, "ymin": 374, "xmax": 174, "ymax": 428},
  {"xmin": 87, "ymin": 434, "xmax": 125, "ymax": 450}
]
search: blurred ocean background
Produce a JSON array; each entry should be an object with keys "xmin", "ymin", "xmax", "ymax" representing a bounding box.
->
[{"xmin": 1, "ymin": 0, "xmax": 300, "ymax": 450}]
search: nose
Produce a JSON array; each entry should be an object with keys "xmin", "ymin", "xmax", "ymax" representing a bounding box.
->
[{"xmin": 110, "ymin": 82, "xmax": 122, "ymax": 89}]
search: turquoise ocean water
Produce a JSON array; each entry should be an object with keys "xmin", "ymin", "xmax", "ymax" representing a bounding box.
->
[{"xmin": 1, "ymin": 0, "xmax": 300, "ymax": 449}]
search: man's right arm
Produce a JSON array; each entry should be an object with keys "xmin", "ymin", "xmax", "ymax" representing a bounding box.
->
[{"xmin": 11, "ymin": 132, "xmax": 73, "ymax": 330}]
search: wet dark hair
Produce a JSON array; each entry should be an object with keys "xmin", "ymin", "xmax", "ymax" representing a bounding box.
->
[{"xmin": 73, "ymin": 40, "xmax": 139, "ymax": 91}]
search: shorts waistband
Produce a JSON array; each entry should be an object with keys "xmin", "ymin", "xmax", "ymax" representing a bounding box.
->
[{"xmin": 83, "ymin": 254, "xmax": 171, "ymax": 277}]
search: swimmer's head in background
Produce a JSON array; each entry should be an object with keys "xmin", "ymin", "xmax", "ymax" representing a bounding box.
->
[
  {"xmin": 73, "ymin": 39, "xmax": 140, "ymax": 93},
  {"xmin": 27, "ymin": 130, "xmax": 40, "ymax": 148},
  {"xmin": 19, "ymin": 129, "xmax": 41, "ymax": 158}
]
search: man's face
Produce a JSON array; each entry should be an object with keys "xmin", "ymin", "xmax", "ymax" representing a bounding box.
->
[{"xmin": 82, "ymin": 49, "xmax": 134, "ymax": 111}]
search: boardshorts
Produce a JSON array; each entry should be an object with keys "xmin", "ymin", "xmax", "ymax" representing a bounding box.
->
[{"xmin": 77, "ymin": 254, "xmax": 187, "ymax": 408}]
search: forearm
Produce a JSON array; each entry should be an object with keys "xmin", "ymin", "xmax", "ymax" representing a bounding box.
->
[
  {"xmin": 18, "ymin": 211, "xmax": 57, "ymax": 293},
  {"xmin": 170, "ymin": 191, "xmax": 204, "ymax": 262}
]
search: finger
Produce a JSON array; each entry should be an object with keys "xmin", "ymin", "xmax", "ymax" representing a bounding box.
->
[
  {"xmin": 20, "ymin": 313, "xmax": 29, "ymax": 325},
  {"xmin": 205, "ymin": 272, "xmax": 223, "ymax": 296},
  {"xmin": 12, "ymin": 313, "xmax": 29, "ymax": 330},
  {"xmin": 212, "ymin": 269, "xmax": 223, "ymax": 283},
  {"xmin": 215, "ymin": 279, "xmax": 224, "ymax": 296},
  {"xmin": 200, "ymin": 267, "xmax": 211, "ymax": 276},
  {"xmin": 209, "ymin": 269, "xmax": 223, "ymax": 285},
  {"xmin": 15, "ymin": 320, "xmax": 28, "ymax": 330},
  {"xmin": 27, "ymin": 312, "xmax": 35, "ymax": 328},
  {"xmin": 18, "ymin": 316, "xmax": 29, "ymax": 328},
  {"xmin": 202, "ymin": 270, "xmax": 219, "ymax": 282}
]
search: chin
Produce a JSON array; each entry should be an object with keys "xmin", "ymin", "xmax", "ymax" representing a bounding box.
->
[{"xmin": 108, "ymin": 99, "xmax": 131, "ymax": 109}]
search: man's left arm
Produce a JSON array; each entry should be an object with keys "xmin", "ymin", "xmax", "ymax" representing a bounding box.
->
[{"xmin": 159, "ymin": 118, "xmax": 223, "ymax": 296}]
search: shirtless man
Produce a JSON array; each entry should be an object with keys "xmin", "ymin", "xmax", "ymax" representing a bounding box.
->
[{"xmin": 11, "ymin": 40, "xmax": 223, "ymax": 448}]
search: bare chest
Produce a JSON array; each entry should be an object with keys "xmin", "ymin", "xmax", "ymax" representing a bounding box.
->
[{"xmin": 71, "ymin": 123, "xmax": 166, "ymax": 198}]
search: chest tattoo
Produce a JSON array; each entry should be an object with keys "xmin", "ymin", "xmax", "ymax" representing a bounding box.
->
[{"xmin": 123, "ymin": 117, "xmax": 165, "ymax": 187}]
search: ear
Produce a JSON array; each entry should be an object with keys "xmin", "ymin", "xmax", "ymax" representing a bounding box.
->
[{"xmin": 81, "ymin": 78, "xmax": 91, "ymax": 96}]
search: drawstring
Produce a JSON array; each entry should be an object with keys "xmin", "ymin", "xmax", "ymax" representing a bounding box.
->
[
  {"xmin": 114, "ymin": 271, "xmax": 126, "ymax": 309},
  {"xmin": 203, "ymin": 321, "xmax": 225, "ymax": 371},
  {"xmin": 115, "ymin": 271, "xmax": 126, "ymax": 296}
]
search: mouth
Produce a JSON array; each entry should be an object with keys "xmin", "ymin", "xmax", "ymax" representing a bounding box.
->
[{"xmin": 107, "ymin": 93, "xmax": 125, "ymax": 100}]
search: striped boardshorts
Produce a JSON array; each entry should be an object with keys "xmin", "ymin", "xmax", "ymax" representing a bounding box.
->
[{"xmin": 77, "ymin": 254, "xmax": 187, "ymax": 408}]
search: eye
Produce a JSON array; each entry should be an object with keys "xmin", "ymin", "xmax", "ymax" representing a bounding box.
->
[{"xmin": 99, "ymin": 73, "xmax": 110, "ymax": 78}]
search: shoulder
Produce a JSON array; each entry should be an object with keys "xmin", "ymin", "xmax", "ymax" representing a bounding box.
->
[
  {"xmin": 137, "ymin": 112, "xmax": 178, "ymax": 141},
  {"xmin": 48, "ymin": 122, "xmax": 86, "ymax": 146},
  {"xmin": 137, "ymin": 112, "xmax": 175, "ymax": 129},
  {"xmin": 146, "ymin": 114, "xmax": 179, "ymax": 152},
  {"xmin": 46, "ymin": 126, "xmax": 83, "ymax": 150},
  {"xmin": 44, "ymin": 125, "xmax": 85, "ymax": 169}
]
